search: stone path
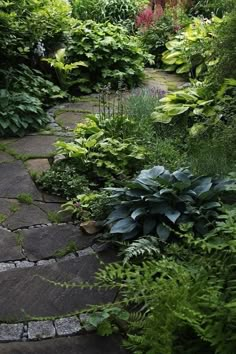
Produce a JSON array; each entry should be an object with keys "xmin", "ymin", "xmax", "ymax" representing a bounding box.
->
[{"xmin": 0, "ymin": 69, "xmax": 185, "ymax": 352}]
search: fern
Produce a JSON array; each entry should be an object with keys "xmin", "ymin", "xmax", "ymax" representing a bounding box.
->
[{"xmin": 120, "ymin": 236, "xmax": 161, "ymax": 263}]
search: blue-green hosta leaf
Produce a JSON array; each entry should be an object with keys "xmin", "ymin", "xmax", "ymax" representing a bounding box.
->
[
  {"xmin": 173, "ymin": 170, "xmax": 190, "ymax": 183},
  {"xmin": 164, "ymin": 209, "xmax": 181, "ymax": 224},
  {"xmin": 143, "ymin": 216, "xmax": 157, "ymax": 235},
  {"xmin": 106, "ymin": 207, "xmax": 130, "ymax": 224},
  {"xmin": 156, "ymin": 223, "xmax": 171, "ymax": 242},
  {"xmin": 131, "ymin": 208, "xmax": 146, "ymax": 220},
  {"xmin": 193, "ymin": 177, "xmax": 212, "ymax": 196},
  {"xmin": 110, "ymin": 217, "xmax": 137, "ymax": 234}
]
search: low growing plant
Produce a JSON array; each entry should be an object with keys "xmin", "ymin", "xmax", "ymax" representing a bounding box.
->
[
  {"xmin": 162, "ymin": 16, "xmax": 222, "ymax": 78},
  {"xmin": 104, "ymin": 165, "xmax": 235, "ymax": 241},
  {"xmin": 63, "ymin": 20, "xmax": 153, "ymax": 92}
]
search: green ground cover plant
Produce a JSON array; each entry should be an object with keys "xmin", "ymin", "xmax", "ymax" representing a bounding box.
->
[
  {"xmin": 162, "ymin": 15, "xmax": 222, "ymax": 78},
  {"xmin": 104, "ymin": 165, "xmax": 234, "ymax": 242},
  {"xmin": 0, "ymin": 0, "xmax": 73, "ymax": 63},
  {"xmin": 49, "ymin": 20, "xmax": 153, "ymax": 93}
]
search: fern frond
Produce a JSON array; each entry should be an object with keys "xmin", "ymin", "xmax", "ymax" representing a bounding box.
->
[{"xmin": 120, "ymin": 236, "xmax": 160, "ymax": 263}]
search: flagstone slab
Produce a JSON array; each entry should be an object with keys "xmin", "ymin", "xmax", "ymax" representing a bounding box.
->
[
  {"xmin": 0, "ymin": 335, "xmax": 127, "ymax": 353},
  {"xmin": 0, "ymin": 199, "xmax": 20, "ymax": 219},
  {"xmin": 56, "ymin": 112, "xmax": 88, "ymax": 130},
  {"xmin": 0, "ymin": 161, "xmax": 42, "ymax": 200},
  {"xmin": 0, "ymin": 152, "xmax": 15, "ymax": 163},
  {"xmin": 23, "ymin": 224, "xmax": 93, "ymax": 261},
  {"xmin": 0, "ymin": 255, "xmax": 115, "ymax": 321},
  {"xmin": 0, "ymin": 229, "xmax": 23, "ymax": 262},
  {"xmin": 3, "ymin": 204, "xmax": 49, "ymax": 231},
  {"xmin": 25, "ymin": 159, "xmax": 50, "ymax": 175},
  {"xmin": 8, "ymin": 136, "xmax": 58, "ymax": 157}
]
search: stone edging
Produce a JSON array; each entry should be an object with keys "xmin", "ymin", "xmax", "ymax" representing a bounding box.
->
[
  {"xmin": 0, "ymin": 314, "xmax": 93, "ymax": 342},
  {"xmin": 0, "ymin": 246, "xmax": 96, "ymax": 273}
]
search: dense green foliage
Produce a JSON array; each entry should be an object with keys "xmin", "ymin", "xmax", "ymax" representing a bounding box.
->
[
  {"xmin": 162, "ymin": 16, "xmax": 222, "ymax": 78},
  {"xmin": 72, "ymin": 0, "xmax": 147, "ymax": 27},
  {"xmin": 0, "ymin": 0, "xmax": 73, "ymax": 63},
  {"xmin": 0, "ymin": 89, "xmax": 48, "ymax": 137},
  {"xmin": 104, "ymin": 165, "xmax": 234, "ymax": 241},
  {"xmin": 63, "ymin": 20, "xmax": 153, "ymax": 92},
  {"xmin": 37, "ymin": 161, "xmax": 90, "ymax": 198},
  {"xmin": 55, "ymin": 115, "xmax": 146, "ymax": 180},
  {"xmin": 189, "ymin": 0, "xmax": 235, "ymax": 18},
  {"xmin": 81, "ymin": 206, "xmax": 236, "ymax": 353}
]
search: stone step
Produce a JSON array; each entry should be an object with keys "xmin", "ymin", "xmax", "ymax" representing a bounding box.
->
[
  {"xmin": 0, "ymin": 334, "xmax": 127, "ymax": 354},
  {"xmin": 0, "ymin": 254, "xmax": 115, "ymax": 322}
]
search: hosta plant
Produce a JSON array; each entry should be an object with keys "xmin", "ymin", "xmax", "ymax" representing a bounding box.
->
[
  {"xmin": 162, "ymin": 16, "xmax": 222, "ymax": 78},
  {"xmin": 55, "ymin": 116, "xmax": 146, "ymax": 181},
  {"xmin": 105, "ymin": 165, "xmax": 235, "ymax": 241},
  {"xmin": 64, "ymin": 20, "xmax": 153, "ymax": 92},
  {"xmin": 0, "ymin": 89, "xmax": 48, "ymax": 137},
  {"xmin": 151, "ymin": 79, "xmax": 236, "ymax": 136}
]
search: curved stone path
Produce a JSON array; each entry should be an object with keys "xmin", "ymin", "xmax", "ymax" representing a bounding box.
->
[{"xmin": 0, "ymin": 70, "xmax": 185, "ymax": 353}]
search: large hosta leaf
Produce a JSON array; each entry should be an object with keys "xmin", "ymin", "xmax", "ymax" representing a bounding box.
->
[
  {"xmin": 156, "ymin": 223, "xmax": 171, "ymax": 242},
  {"xmin": 164, "ymin": 209, "xmax": 181, "ymax": 224},
  {"xmin": 110, "ymin": 217, "xmax": 137, "ymax": 234},
  {"xmin": 143, "ymin": 216, "xmax": 157, "ymax": 235}
]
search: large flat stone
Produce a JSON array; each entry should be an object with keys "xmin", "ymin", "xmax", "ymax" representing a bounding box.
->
[
  {"xmin": 0, "ymin": 152, "xmax": 15, "ymax": 163},
  {"xmin": 3, "ymin": 204, "xmax": 49, "ymax": 230},
  {"xmin": 0, "ymin": 198, "xmax": 20, "ymax": 219},
  {"xmin": 0, "ymin": 335, "xmax": 127, "ymax": 353},
  {"xmin": 25, "ymin": 159, "xmax": 50, "ymax": 175},
  {"xmin": 23, "ymin": 224, "xmax": 93, "ymax": 261},
  {"xmin": 0, "ymin": 161, "xmax": 42, "ymax": 200},
  {"xmin": 0, "ymin": 229, "xmax": 23, "ymax": 261},
  {"xmin": 56, "ymin": 112, "xmax": 88, "ymax": 130},
  {"xmin": 8, "ymin": 136, "xmax": 58, "ymax": 157},
  {"xmin": 0, "ymin": 255, "xmax": 115, "ymax": 321}
]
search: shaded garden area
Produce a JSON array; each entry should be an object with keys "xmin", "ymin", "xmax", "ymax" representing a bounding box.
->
[{"xmin": 0, "ymin": 0, "xmax": 236, "ymax": 353}]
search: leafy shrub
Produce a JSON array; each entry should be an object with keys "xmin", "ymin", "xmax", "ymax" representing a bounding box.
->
[
  {"xmin": 62, "ymin": 192, "xmax": 112, "ymax": 221},
  {"xmin": 209, "ymin": 6, "xmax": 236, "ymax": 87},
  {"xmin": 0, "ymin": 0, "xmax": 73, "ymax": 62},
  {"xmin": 189, "ymin": 119, "xmax": 236, "ymax": 176},
  {"xmin": 62, "ymin": 20, "xmax": 153, "ymax": 92},
  {"xmin": 0, "ymin": 89, "xmax": 48, "ymax": 137},
  {"xmin": 37, "ymin": 161, "xmax": 90, "ymax": 199},
  {"xmin": 105, "ymin": 165, "xmax": 234, "ymax": 241},
  {"xmin": 0, "ymin": 64, "xmax": 66, "ymax": 106},
  {"xmin": 162, "ymin": 16, "xmax": 222, "ymax": 78},
  {"xmin": 72, "ymin": 0, "xmax": 147, "ymax": 27},
  {"xmin": 55, "ymin": 115, "xmax": 146, "ymax": 181},
  {"xmin": 189, "ymin": 0, "xmax": 235, "ymax": 18},
  {"xmin": 137, "ymin": 6, "xmax": 190, "ymax": 65},
  {"xmin": 82, "ymin": 206, "xmax": 236, "ymax": 354},
  {"xmin": 151, "ymin": 79, "xmax": 236, "ymax": 137}
]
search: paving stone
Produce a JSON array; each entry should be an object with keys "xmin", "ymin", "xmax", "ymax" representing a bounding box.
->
[
  {"xmin": 28, "ymin": 320, "xmax": 55, "ymax": 340},
  {"xmin": 25, "ymin": 159, "xmax": 50, "ymax": 175},
  {"xmin": 55, "ymin": 316, "xmax": 81, "ymax": 336},
  {"xmin": 77, "ymin": 247, "xmax": 95, "ymax": 257},
  {"xmin": 8, "ymin": 135, "xmax": 58, "ymax": 157},
  {"xmin": 34, "ymin": 202, "xmax": 71, "ymax": 223},
  {"xmin": 0, "ymin": 152, "xmax": 15, "ymax": 163},
  {"xmin": 0, "ymin": 229, "xmax": 23, "ymax": 261},
  {"xmin": 0, "ymin": 263, "xmax": 15, "ymax": 272},
  {"xmin": 3, "ymin": 204, "xmax": 49, "ymax": 230},
  {"xmin": 0, "ymin": 161, "xmax": 42, "ymax": 200},
  {"xmin": 37, "ymin": 259, "xmax": 56, "ymax": 266},
  {"xmin": 15, "ymin": 261, "xmax": 34, "ymax": 268},
  {"xmin": 0, "ymin": 255, "xmax": 116, "ymax": 321},
  {"xmin": 0, "ymin": 334, "xmax": 127, "ymax": 353},
  {"xmin": 23, "ymin": 224, "xmax": 93, "ymax": 261},
  {"xmin": 0, "ymin": 199, "xmax": 20, "ymax": 221},
  {"xmin": 0, "ymin": 323, "xmax": 23, "ymax": 341},
  {"xmin": 56, "ymin": 112, "xmax": 88, "ymax": 130}
]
